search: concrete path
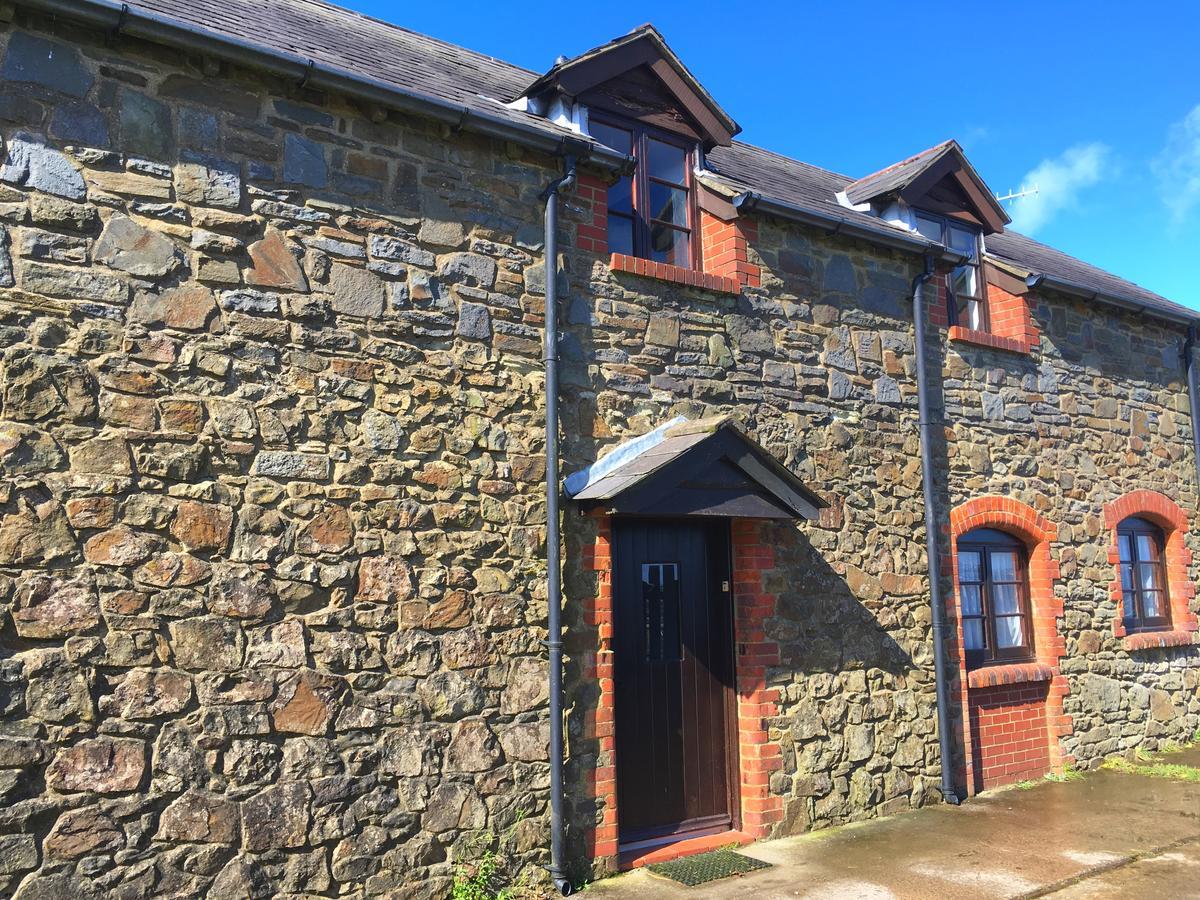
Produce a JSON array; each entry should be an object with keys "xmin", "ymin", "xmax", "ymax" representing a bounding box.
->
[{"xmin": 585, "ymin": 756, "xmax": 1200, "ymax": 899}]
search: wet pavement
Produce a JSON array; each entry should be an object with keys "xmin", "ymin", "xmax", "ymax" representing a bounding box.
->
[{"xmin": 585, "ymin": 755, "xmax": 1200, "ymax": 899}]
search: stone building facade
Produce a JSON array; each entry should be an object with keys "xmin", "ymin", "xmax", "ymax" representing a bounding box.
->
[{"xmin": 0, "ymin": 3, "xmax": 1196, "ymax": 898}]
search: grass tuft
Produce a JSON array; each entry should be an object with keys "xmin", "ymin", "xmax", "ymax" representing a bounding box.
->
[{"xmin": 1102, "ymin": 756, "xmax": 1200, "ymax": 782}]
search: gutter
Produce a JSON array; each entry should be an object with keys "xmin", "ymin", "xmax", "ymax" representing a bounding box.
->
[
  {"xmin": 20, "ymin": 0, "xmax": 630, "ymax": 173},
  {"xmin": 540, "ymin": 156, "xmax": 577, "ymax": 897},
  {"xmin": 1025, "ymin": 272, "xmax": 1198, "ymax": 327},
  {"xmin": 911, "ymin": 255, "xmax": 962, "ymax": 807},
  {"xmin": 1185, "ymin": 328, "xmax": 1200, "ymax": 493},
  {"xmin": 733, "ymin": 191, "xmax": 966, "ymax": 265}
]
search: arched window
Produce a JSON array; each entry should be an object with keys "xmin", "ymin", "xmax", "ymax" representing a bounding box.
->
[
  {"xmin": 956, "ymin": 529, "xmax": 1035, "ymax": 667},
  {"xmin": 1117, "ymin": 516, "xmax": 1171, "ymax": 633}
]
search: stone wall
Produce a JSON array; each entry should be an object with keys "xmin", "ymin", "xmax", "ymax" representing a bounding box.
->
[
  {"xmin": 943, "ymin": 293, "xmax": 1200, "ymax": 765},
  {"xmin": 0, "ymin": 12, "xmax": 564, "ymax": 898},
  {"xmin": 0, "ymin": 7, "xmax": 1195, "ymax": 898}
]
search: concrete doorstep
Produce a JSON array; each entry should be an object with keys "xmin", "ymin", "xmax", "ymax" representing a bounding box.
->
[{"xmin": 585, "ymin": 748, "xmax": 1200, "ymax": 899}]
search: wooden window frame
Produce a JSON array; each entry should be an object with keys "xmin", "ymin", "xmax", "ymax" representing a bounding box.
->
[
  {"xmin": 1117, "ymin": 516, "xmax": 1173, "ymax": 633},
  {"xmin": 957, "ymin": 529, "xmax": 1036, "ymax": 668},
  {"xmin": 915, "ymin": 211, "xmax": 988, "ymax": 331},
  {"xmin": 591, "ymin": 112, "xmax": 699, "ymax": 270}
]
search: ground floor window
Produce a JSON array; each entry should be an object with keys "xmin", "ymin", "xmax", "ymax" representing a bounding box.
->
[
  {"xmin": 1116, "ymin": 516, "xmax": 1171, "ymax": 632},
  {"xmin": 956, "ymin": 528, "xmax": 1035, "ymax": 667}
]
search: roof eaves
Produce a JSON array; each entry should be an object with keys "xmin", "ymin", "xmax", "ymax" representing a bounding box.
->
[
  {"xmin": 1025, "ymin": 272, "xmax": 1198, "ymax": 326},
  {"xmin": 732, "ymin": 189, "xmax": 968, "ymax": 266},
  {"xmin": 25, "ymin": 0, "xmax": 632, "ymax": 172}
]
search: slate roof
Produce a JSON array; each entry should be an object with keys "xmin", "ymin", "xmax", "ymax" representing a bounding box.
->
[
  {"xmin": 842, "ymin": 141, "xmax": 956, "ymax": 205},
  {"xmin": 74, "ymin": 0, "xmax": 1194, "ymax": 323}
]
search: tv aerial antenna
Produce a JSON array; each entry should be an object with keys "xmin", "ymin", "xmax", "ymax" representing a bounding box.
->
[{"xmin": 996, "ymin": 185, "xmax": 1039, "ymax": 204}]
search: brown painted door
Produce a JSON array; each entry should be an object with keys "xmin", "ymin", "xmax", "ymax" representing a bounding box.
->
[{"xmin": 613, "ymin": 519, "xmax": 737, "ymax": 845}]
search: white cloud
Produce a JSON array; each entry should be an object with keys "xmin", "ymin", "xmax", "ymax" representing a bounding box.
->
[
  {"xmin": 1152, "ymin": 104, "xmax": 1200, "ymax": 224},
  {"xmin": 1007, "ymin": 143, "xmax": 1114, "ymax": 235}
]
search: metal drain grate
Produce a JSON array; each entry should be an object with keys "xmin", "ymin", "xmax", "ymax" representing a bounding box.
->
[{"xmin": 647, "ymin": 849, "xmax": 772, "ymax": 886}]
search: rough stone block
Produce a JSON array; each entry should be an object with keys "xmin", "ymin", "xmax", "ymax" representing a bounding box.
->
[
  {"xmin": 118, "ymin": 89, "xmax": 173, "ymax": 160},
  {"xmin": 1, "ymin": 32, "xmax": 94, "ymax": 98},
  {"xmin": 48, "ymin": 100, "xmax": 110, "ymax": 148},
  {"xmin": 175, "ymin": 152, "xmax": 242, "ymax": 209},
  {"xmin": 131, "ymin": 283, "xmax": 218, "ymax": 331},
  {"xmin": 46, "ymin": 737, "xmax": 146, "ymax": 793},
  {"xmin": 246, "ymin": 228, "xmax": 307, "ymax": 290},
  {"xmin": 252, "ymin": 451, "xmax": 330, "ymax": 481},
  {"xmin": 327, "ymin": 262, "xmax": 384, "ymax": 317},
  {"xmin": 283, "ymin": 133, "xmax": 327, "ymax": 188},
  {"xmin": 95, "ymin": 213, "xmax": 181, "ymax": 278},
  {"xmin": 13, "ymin": 573, "xmax": 99, "ymax": 638},
  {"xmin": 0, "ymin": 131, "xmax": 86, "ymax": 199}
]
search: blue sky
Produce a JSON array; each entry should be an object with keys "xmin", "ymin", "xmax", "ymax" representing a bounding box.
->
[{"xmin": 346, "ymin": 0, "xmax": 1200, "ymax": 309}]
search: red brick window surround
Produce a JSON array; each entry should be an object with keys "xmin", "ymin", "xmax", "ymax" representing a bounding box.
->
[
  {"xmin": 948, "ymin": 497, "xmax": 1071, "ymax": 792},
  {"xmin": 576, "ymin": 171, "xmax": 759, "ymax": 294},
  {"xmin": 946, "ymin": 279, "xmax": 1039, "ymax": 355},
  {"xmin": 1102, "ymin": 490, "xmax": 1198, "ymax": 650},
  {"xmin": 579, "ymin": 517, "xmax": 780, "ymax": 869}
]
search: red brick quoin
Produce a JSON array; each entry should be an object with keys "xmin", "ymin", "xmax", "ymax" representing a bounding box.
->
[
  {"xmin": 1102, "ymin": 489, "xmax": 1198, "ymax": 650},
  {"xmin": 948, "ymin": 497, "xmax": 1071, "ymax": 793},
  {"xmin": 578, "ymin": 517, "xmax": 780, "ymax": 868}
]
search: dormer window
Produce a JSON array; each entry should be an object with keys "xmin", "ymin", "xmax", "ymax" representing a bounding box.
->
[
  {"xmin": 914, "ymin": 212, "xmax": 987, "ymax": 331},
  {"xmin": 591, "ymin": 116, "xmax": 696, "ymax": 269}
]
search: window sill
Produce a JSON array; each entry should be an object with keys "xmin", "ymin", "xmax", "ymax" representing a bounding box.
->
[
  {"xmin": 1123, "ymin": 629, "xmax": 1195, "ymax": 651},
  {"xmin": 948, "ymin": 326, "xmax": 1033, "ymax": 355},
  {"xmin": 610, "ymin": 253, "xmax": 739, "ymax": 295},
  {"xmin": 967, "ymin": 662, "xmax": 1054, "ymax": 689}
]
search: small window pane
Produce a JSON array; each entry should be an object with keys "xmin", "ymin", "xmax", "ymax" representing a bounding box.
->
[
  {"xmin": 996, "ymin": 616, "xmax": 1025, "ymax": 648},
  {"xmin": 965, "ymin": 298, "xmax": 986, "ymax": 331},
  {"xmin": 608, "ymin": 214, "xmax": 634, "ymax": 256},
  {"xmin": 960, "ymin": 584, "xmax": 982, "ymax": 616},
  {"xmin": 649, "ymin": 182, "xmax": 689, "ymax": 227},
  {"xmin": 992, "ymin": 583, "xmax": 1020, "ymax": 616},
  {"xmin": 647, "ymin": 139, "xmax": 687, "ymax": 185},
  {"xmin": 1143, "ymin": 591, "xmax": 1165, "ymax": 619},
  {"xmin": 607, "ymin": 175, "xmax": 633, "ymax": 217},
  {"xmin": 591, "ymin": 121, "xmax": 632, "ymax": 154},
  {"xmin": 949, "ymin": 226, "xmax": 977, "ymax": 257},
  {"xmin": 963, "ymin": 619, "xmax": 985, "ymax": 649},
  {"xmin": 1139, "ymin": 562, "xmax": 1163, "ymax": 592},
  {"xmin": 915, "ymin": 215, "xmax": 942, "ymax": 241},
  {"xmin": 650, "ymin": 224, "xmax": 690, "ymax": 268},
  {"xmin": 952, "ymin": 264, "xmax": 979, "ymax": 299},
  {"xmin": 990, "ymin": 551, "xmax": 1019, "ymax": 583},
  {"xmin": 958, "ymin": 551, "xmax": 982, "ymax": 583},
  {"xmin": 1136, "ymin": 533, "xmax": 1160, "ymax": 562},
  {"xmin": 1118, "ymin": 534, "xmax": 1132, "ymax": 563}
]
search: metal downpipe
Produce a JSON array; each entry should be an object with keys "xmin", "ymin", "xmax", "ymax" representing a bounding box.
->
[
  {"xmin": 1186, "ymin": 327, "xmax": 1200, "ymax": 493},
  {"xmin": 912, "ymin": 256, "xmax": 962, "ymax": 806},
  {"xmin": 541, "ymin": 155, "xmax": 577, "ymax": 896}
]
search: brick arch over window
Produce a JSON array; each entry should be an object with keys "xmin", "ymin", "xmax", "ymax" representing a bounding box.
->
[
  {"xmin": 1103, "ymin": 490, "xmax": 1198, "ymax": 650},
  {"xmin": 947, "ymin": 497, "xmax": 1071, "ymax": 793}
]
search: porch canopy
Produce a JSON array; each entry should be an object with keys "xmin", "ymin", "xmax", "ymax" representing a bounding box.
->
[{"xmin": 564, "ymin": 416, "xmax": 824, "ymax": 520}]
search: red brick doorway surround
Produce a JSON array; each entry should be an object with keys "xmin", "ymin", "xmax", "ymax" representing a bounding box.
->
[
  {"xmin": 580, "ymin": 516, "xmax": 781, "ymax": 869},
  {"xmin": 947, "ymin": 497, "xmax": 1072, "ymax": 794}
]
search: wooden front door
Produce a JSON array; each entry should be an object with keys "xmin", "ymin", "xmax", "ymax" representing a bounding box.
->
[{"xmin": 613, "ymin": 519, "xmax": 738, "ymax": 846}]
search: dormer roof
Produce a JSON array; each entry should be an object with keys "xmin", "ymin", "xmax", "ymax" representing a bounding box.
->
[
  {"xmin": 520, "ymin": 25, "xmax": 739, "ymax": 149},
  {"xmin": 844, "ymin": 140, "xmax": 1011, "ymax": 234}
]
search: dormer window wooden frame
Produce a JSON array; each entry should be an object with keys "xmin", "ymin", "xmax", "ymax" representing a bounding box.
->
[
  {"xmin": 590, "ymin": 114, "xmax": 698, "ymax": 270},
  {"xmin": 914, "ymin": 211, "xmax": 988, "ymax": 332}
]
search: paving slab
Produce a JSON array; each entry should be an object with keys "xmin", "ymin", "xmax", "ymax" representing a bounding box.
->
[{"xmin": 584, "ymin": 769, "xmax": 1200, "ymax": 899}]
